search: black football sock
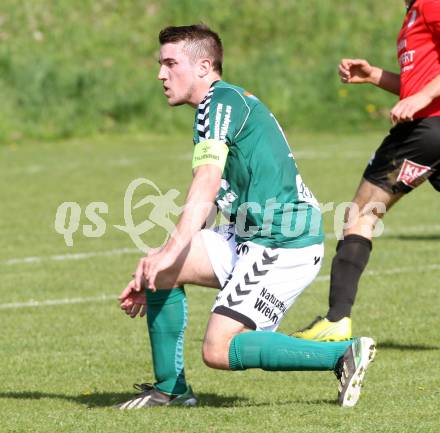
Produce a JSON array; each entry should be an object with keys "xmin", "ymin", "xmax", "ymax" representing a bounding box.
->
[{"xmin": 326, "ymin": 234, "xmax": 372, "ymax": 322}]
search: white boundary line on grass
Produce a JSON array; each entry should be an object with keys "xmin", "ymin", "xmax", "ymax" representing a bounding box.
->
[
  {"xmin": 1, "ymin": 224, "xmax": 439, "ymax": 267},
  {"xmin": 2, "ymin": 247, "xmax": 140, "ymax": 266},
  {"xmin": 383, "ymin": 223, "xmax": 440, "ymax": 234},
  {"xmin": 1, "ymin": 263, "xmax": 439, "ymax": 311},
  {"xmin": 326, "ymin": 223, "xmax": 440, "ymax": 239},
  {"xmin": 0, "ymin": 294, "xmax": 116, "ymax": 310},
  {"xmin": 315, "ymin": 263, "xmax": 440, "ymax": 282}
]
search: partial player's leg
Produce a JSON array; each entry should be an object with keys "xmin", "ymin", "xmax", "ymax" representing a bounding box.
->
[
  {"xmin": 293, "ymin": 178, "xmax": 403, "ymax": 341},
  {"xmin": 202, "ymin": 311, "xmax": 376, "ymax": 407},
  {"xmin": 295, "ymin": 118, "xmax": 440, "ymax": 341},
  {"xmin": 327, "ymin": 178, "xmax": 403, "ymax": 321}
]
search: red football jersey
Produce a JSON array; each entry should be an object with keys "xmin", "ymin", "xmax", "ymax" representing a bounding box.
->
[{"xmin": 397, "ymin": 0, "xmax": 440, "ymax": 118}]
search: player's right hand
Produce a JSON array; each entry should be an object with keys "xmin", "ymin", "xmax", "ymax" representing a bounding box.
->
[
  {"xmin": 339, "ymin": 59, "xmax": 374, "ymax": 84},
  {"xmin": 119, "ymin": 279, "xmax": 147, "ymax": 318}
]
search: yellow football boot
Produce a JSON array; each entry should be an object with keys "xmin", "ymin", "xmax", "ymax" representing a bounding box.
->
[{"xmin": 293, "ymin": 316, "xmax": 352, "ymax": 341}]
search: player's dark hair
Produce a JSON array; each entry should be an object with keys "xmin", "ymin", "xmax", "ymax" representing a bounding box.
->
[{"xmin": 159, "ymin": 25, "xmax": 223, "ymax": 75}]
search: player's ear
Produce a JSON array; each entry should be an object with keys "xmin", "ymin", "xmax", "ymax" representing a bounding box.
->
[{"xmin": 197, "ymin": 58, "xmax": 212, "ymax": 78}]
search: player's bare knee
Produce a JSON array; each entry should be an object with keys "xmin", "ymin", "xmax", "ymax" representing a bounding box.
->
[
  {"xmin": 202, "ymin": 339, "xmax": 230, "ymax": 370},
  {"xmin": 202, "ymin": 343, "xmax": 221, "ymax": 369},
  {"xmin": 201, "ymin": 344, "xmax": 215, "ymax": 368}
]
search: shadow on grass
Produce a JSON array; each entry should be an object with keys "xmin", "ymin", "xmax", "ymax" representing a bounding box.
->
[
  {"xmin": 378, "ymin": 341, "xmax": 440, "ymax": 351},
  {"xmin": 197, "ymin": 395, "xmax": 336, "ymax": 408},
  {"xmin": 0, "ymin": 391, "xmax": 337, "ymax": 408},
  {"xmin": 0, "ymin": 391, "xmax": 245, "ymax": 408}
]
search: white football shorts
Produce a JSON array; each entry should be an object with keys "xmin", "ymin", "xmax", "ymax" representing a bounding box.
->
[{"xmin": 200, "ymin": 224, "xmax": 324, "ymax": 331}]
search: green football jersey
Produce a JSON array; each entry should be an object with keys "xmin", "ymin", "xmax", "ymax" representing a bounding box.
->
[{"xmin": 193, "ymin": 80, "xmax": 324, "ymax": 248}]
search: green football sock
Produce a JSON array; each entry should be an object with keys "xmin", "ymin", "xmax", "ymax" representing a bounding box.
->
[
  {"xmin": 229, "ymin": 331, "xmax": 352, "ymax": 371},
  {"xmin": 145, "ymin": 287, "xmax": 188, "ymax": 395}
]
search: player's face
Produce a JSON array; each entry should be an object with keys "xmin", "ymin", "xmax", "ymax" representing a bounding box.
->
[{"xmin": 158, "ymin": 42, "xmax": 198, "ymax": 106}]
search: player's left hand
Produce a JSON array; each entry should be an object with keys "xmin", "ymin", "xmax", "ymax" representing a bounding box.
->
[{"xmin": 390, "ymin": 92, "xmax": 432, "ymax": 125}]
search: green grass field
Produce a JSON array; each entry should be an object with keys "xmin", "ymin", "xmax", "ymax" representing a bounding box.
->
[{"xmin": 0, "ymin": 132, "xmax": 439, "ymax": 433}]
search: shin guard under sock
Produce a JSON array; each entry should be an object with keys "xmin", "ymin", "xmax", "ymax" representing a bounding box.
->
[
  {"xmin": 229, "ymin": 331, "xmax": 352, "ymax": 371},
  {"xmin": 145, "ymin": 287, "xmax": 188, "ymax": 395},
  {"xmin": 327, "ymin": 234, "xmax": 372, "ymax": 322}
]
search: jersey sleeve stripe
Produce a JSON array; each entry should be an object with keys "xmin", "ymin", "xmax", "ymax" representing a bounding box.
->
[
  {"xmin": 196, "ymin": 86, "xmax": 215, "ymax": 140},
  {"xmin": 218, "ymin": 86, "xmax": 251, "ymax": 140}
]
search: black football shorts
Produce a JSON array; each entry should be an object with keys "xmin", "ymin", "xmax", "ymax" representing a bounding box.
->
[{"xmin": 363, "ymin": 116, "xmax": 440, "ymax": 194}]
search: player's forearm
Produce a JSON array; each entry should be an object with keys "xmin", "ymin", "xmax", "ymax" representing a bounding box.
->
[
  {"xmin": 369, "ymin": 67, "xmax": 400, "ymax": 95},
  {"xmin": 163, "ymin": 166, "xmax": 220, "ymax": 256}
]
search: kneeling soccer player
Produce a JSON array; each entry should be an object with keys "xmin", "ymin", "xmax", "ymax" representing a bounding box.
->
[{"xmin": 117, "ymin": 24, "xmax": 376, "ymax": 409}]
